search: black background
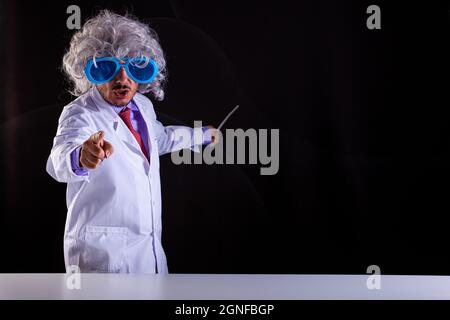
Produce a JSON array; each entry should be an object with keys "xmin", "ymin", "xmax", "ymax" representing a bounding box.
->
[{"xmin": 1, "ymin": 0, "xmax": 450, "ymax": 275}]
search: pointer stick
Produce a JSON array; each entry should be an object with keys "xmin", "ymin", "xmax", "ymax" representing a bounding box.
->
[{"xmin": 217, "ymin": 105, "xmax": 240, "ymax": 130}]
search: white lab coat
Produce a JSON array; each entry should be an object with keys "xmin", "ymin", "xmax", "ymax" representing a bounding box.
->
[{"xmin": 46, "ymin": 87, "xmax": 202, "ymax": 273}]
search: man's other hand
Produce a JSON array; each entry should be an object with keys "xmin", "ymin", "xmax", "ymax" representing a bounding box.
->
[{"xmin": 207, "ymin": 125, "xmax": 220, "ymax": 145}]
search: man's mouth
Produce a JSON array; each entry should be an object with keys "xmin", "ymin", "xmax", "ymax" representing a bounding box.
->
[{"xmin": 113, "ymin": 88, "xmax": 130, "ymax": 99}]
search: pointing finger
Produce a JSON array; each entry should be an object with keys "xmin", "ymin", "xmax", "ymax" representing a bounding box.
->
[
  {"xmin": 92, "ymin": 131, "xmax": 105, "ymax": 146},
  {"xmin": 102, "ymin": 140, "xmax": 114, "ymax": 158}
]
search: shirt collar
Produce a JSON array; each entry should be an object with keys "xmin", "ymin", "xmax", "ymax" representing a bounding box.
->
[{"xmin": 110, "ymin": 99, "xmax": 138, "ymax": 114}]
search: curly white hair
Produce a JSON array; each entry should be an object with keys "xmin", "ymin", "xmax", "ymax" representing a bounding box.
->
[{"xmin": 62, "ymin": 10, "xmax": 167, "ymax": 100}]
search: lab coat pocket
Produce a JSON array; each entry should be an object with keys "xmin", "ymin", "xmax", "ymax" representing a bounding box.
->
[{"xmin": 81, "ymin": 225, "xmax": 128, "ymax": 273}]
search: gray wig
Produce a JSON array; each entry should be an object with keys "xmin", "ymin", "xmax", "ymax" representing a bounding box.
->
[{"xmin": 62, "ymin": 10, "xmax": 167, "ymax": 100}]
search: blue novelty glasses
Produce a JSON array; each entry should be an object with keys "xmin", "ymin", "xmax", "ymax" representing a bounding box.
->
[{"xmin": 84, "ymin": 57, "xmax": 158, "ymax": 84}]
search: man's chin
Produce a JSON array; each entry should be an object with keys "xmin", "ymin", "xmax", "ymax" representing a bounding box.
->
[
  {"xmin": 113, "ymin": 99, "xmax": 131, "ymax": 106},
  {"xmin": 108, "ymin": 93, "xmax": 134, "ymax": 106}
]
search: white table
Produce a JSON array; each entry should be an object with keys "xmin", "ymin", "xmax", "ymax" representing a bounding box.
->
[{"xmin": 1, "ymin": 274, "xmax": 449, "ymax": 300}]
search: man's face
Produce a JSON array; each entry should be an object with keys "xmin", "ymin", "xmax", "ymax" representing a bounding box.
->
[{"xmin": 96, "ymin": 60, "xmax": 139, "ymax": 106}]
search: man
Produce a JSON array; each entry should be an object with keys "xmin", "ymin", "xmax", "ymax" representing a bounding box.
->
[{"xmin": 46, "ymin": 10, "xmax": 217, "ymax": 273}]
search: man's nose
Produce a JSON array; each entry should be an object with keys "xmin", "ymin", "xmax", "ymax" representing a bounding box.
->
[{"xmin": 115, "ymin": 66, "xmax": 128, "ymax": 82}]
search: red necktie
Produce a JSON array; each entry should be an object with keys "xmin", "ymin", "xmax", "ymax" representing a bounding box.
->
[{"xmin": 119, "ymin": 108, "xmax": 149, "ymax": 161}]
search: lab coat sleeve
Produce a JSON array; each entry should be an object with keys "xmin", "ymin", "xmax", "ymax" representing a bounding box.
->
[
  {"xmin": 46, "ymin": 104, "xmax": 94, "ymax": 183},
  {"xmin": 152, "ymin": 118, "xmax": 204, "ymax": 156}
]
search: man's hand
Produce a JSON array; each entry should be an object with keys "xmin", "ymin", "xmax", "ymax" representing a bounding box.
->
[
  {"xmin": 207, "ymin": 125, "xmax": 220, "ymax": 145},
  {"xmin": 80, "ymin": 131, "xmax": 114, "ymax": 169}
]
